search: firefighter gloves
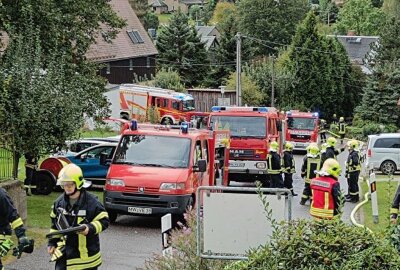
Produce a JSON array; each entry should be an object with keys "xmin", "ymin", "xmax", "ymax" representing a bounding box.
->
[{"xmin": 0, "ymin": 239, "xmax": 13, "ymax": 257}]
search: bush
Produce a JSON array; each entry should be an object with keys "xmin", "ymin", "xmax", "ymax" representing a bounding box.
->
[
  {"xmin": 226, "ymin": 219, "xmax": 400, "ymax": 270},
  {"xmin": 142, "ymin": 210, "xmax": 230, "ymax": 270},
  {"xmin": 154, "ymin": 68, "xmax": 185, "ymax": 92}
]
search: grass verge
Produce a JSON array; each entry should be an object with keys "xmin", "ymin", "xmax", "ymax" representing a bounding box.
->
[{"xmin": 360, "ymin": 178, "xmax": 399, "ymax": 233}]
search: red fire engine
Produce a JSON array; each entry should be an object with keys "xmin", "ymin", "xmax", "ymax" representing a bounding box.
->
[
  {"xmin": 103, "ymin": 121, "xmax": 230, "ymax": 222},
  {"xmin": 208, "ymin": 106, "xmax": 283, "ymax": 184},
  {"xmin": 284, "ymin": 110, "xmax": 319, "ymax": 151}
]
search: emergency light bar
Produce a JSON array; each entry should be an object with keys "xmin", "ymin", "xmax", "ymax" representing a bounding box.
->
[
  {"xmin": 211, "ymin": 106, "xmax": 268, "ymax": 112},
  {"xmin": 286, "ymin": 111, "xmax": 319, "ymax": 118}
]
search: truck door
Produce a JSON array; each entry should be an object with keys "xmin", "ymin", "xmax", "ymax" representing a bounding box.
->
[{"xmin": 193, "ymin": 140, "xmax": 207, "ymax": 189}]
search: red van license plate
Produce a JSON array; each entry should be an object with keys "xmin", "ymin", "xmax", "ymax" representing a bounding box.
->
[{"xmin": 127, "ymin": 207, "xmax": 152, "ymax": 214}]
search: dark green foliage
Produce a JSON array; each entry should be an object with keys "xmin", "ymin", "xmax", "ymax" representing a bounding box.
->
[
  {"xmin": 202, "ymin": 0, "xmax": 218, "ymax": 25},
  {"xmin": 227, "ymin": 219, "xmax": 400, "ymax": 270},
  {"xmin": 355, "ymin": 63, "xmax": 400, "ymax": 128},
  {"xmin": 143, "ymin": 12, "xmax": 159, "ymax": 30},
  {"xmin": 154, "ymin": 68, "xmax": 185, "ymax": 92},
  {"xmin": 318, "ymin": 0, "xmax": 339, "ymax": 24},
  {"xmin": 238, "ymin": 0, "xmax": 309, "ymax": 56},
  {"xmin": 156, "ymin": 11, "xmax": 209, "ymax": 87},
  {"xmin": 371, "ymin": 0, "xmax": 383, "ymax": 8}
]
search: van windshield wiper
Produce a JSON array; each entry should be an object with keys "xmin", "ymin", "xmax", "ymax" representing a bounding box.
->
[
  {"xmin": 114, "ymin": 161, "xmax": 143, "ymax": 166},
  {"xmin": 142, "ymin": 163, "xmax": 175, "ymax": 168}
]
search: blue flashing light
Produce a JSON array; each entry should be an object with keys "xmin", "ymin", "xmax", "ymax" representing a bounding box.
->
[
  {"xmin": 181, "ymin": 122, "xmax": 189, "ymax": 134},
  {"xmin": 257, "ymin": 107, "xmax": 268, "ymax": 112},
  {"xmin": 286, "ymin": 111, "xmax": 292, "ymax": 116},
  {"xmin": 313, "ymin": 112, "xmax": 319, "ymax": 118},
  {"xmin": 130, "ymin": 120, "xmax": 138, "ymax": 131},
  {"xmin": 211, "ymin": 106, "xmax": 222, "ymax": 112}
]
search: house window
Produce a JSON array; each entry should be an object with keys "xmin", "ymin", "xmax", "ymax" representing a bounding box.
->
[
  {"xmin": 106, "ymin": 63, "xmax": 111, "ymax": 74},
  {"xmin": 129, "ymin": 59, "xmax": 133, "ymax": 71},
  {"xmin": 127, "ymin": 30, "xmax": 144, "ymax": 44},
  {"xmin": 146, "ymin": 57, "xmax": 150, "ymax": 68}
]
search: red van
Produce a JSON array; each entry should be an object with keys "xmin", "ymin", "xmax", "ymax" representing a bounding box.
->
[{"xmin": 103, "ymin": 121, "xmax": 229, "ymax": 222}]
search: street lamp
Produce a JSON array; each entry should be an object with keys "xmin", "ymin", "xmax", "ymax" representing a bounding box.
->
[{"xmin": 219, "ymin": 85, "xmax": 226, "ymax": 99}]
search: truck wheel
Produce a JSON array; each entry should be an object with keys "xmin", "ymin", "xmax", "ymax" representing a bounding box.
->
[
  {"xmin": 120, "ymin": 113, "xmax": 129, "ymax": 120},
  {"xmin": 107, "ymin": 210, "xmax": 118, "ymax": 223},
  {"xmin": 161, "ymin": 117, "xmax": 172, "ymax": 125},
  {"xmin": 380, "ymin": 160, "xmax": 396, "ymax": 175},
  {"xmin": 36, "ymin": 172, "xmax": 55, "ymax": 195}
]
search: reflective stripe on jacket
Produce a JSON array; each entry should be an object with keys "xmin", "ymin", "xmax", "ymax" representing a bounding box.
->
[
  {"xmin": 0, "ymin": 188, "xmax": 26, "ymax": 238},
  {"xmin": 301, "ymin": 156, "xmax": 320, "ymax": 183},
  {"xmin": 310, "ymin": 176, "xmax": 339, "ymax": 219},
  {"xmin": 267, "ymin": 151, "xmax": 282, "ymax": 174},
  {"xmin": 281, "ymin": 151, "xmax": 296, "ymax": 174},
  {"xmin": 346, "ymin": 150, "xmax": 361, "ymax": 173}
]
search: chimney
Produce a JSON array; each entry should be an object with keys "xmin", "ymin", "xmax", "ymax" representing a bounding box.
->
[{"xmin": 347, "ymin": 30, "xmax": 356, "ymax": 36}]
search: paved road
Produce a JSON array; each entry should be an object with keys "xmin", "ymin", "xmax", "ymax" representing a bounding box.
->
[{"xmin": 7, "ymin": 150, "xmax": 359, "ymax": 270}]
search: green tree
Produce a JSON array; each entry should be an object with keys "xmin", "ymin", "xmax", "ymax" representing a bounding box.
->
[
  {"xmin": 202, "ymin": 0, "xmax": 217, "ymax": 25},
  {"xmin": 0, "ymin": 0, "xmax": 125, "ymax": 64},
  {"xmin": 154, "ymin": 68, "xmax": 185, "ymax": 92},
  {"xmin": 226, "ymin": 73, "xmax": 264, "ymax": 106},
  {"xmin": 285, "ymin": 12, "xmax": 356, "ymax": 120},
  {"xmin": 335, "ymin": 0, "xmax": 385, "ymax": 35},
  {"xmin": 383, "ymin": 0, "xmax": 400, "ymax": 17},
  {"xmin": 210, "ymin": 1, "xmax": 237, "ymax": 25},
  {"xmin": 129, "ymin": 0, "xmax": 149, "ymax": 21},
  {"xmin": 318, "ymin": 0, "xmax": 339, "ymax": 24},
  {"xmin": 238, "ymin": 0, "xmax": 309, "ymax": 56},
  {"xmin": 355, "ymin": 63, "xmax": 400, "ymax": 128},
  {"xmin": 156, "ymin": 11, "xmax": 209, "ymax": 87},
  {"xmin": 143, "ymin": 11, "xmax": 159, "ymax": 30}
]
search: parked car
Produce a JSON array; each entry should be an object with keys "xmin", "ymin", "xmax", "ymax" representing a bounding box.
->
[
  {"xmin": 365, "ymin": 133, "xmax": 400, "ymax": 175},
  {"xmin": 35, "ymin": 142, "xmax": 118, "ymax": 194},
  {"xmin": 52, "ymin": 136, "xmax": 120, "ymax": 156}
]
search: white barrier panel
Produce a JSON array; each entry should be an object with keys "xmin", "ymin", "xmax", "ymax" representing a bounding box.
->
[{"xmin": 203, "ymin": 192, "xmax": 287, "ymax": 255}]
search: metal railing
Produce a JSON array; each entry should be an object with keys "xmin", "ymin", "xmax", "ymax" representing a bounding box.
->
[{"xmin": 0, "ymin": 145, "xmax": 14, "ymax": 180}]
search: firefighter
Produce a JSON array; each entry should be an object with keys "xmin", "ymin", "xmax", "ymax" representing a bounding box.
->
[
  {"xmin": 0, "ymin": 188, "xmax": 34, "ymax": 269},
  {"xmin": 325, "ymin": 137, "xmax": 345, "ymax": 160},
  {"xmin": 24, "ymin": 153, "xmax": 38, "ymax": 196},
  {"xmin": 319, "ymin": 119, "xmax": 327, "ymax": 143},
  {"xmin": 320, "ymin": 143, "xmax": 329, "ymax": 167},
  {"xmin": 331, "ymin": 114, "xmax": 338, "ymax": 126},
  {"xmin": 267, "ymin": 141, "xmax": 283, "ymax": 188},
  {"xmin": 345, "ymin": 140, "xmax": 361, "ymax": 203},
  {"xmin": 338, "ymin": 117, "xmax": 346, "ymax": 144},
  {"xmin": 310, "ymin": 158, "xmax": 342, "ymax": 219},
  {"xmin": 300, "ymin": 143, "xmax": 321, "ymax": 205},
  {"xmin": 48, "ymin": 164, "xmax": 109, "ymax": 270},
  {"xmin": 281, "ymin": 142, "xmax": 297, "ymax": 196},
  {"xmin": 390, "ymin": 185, "xmax": 400, "ymax": 224}
]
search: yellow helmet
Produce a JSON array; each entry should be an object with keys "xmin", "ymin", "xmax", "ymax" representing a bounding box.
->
[
  {"xmin": 270, "ymin": 141, "xmax": 279, "ymax": 152},
  {"xmin": 327, "ymin": 137, "xmax": 337, "ymax": 147},
  {"xmin": 284, "ymin": 142, "xmax": 294, "ymax": 151},
  {"xmin": 57, "ymin": 164, "xmax": 91, "ymax": 189},
  {"xmin": 321, "ymin": 158, "xmax": 341, "ymax": 178},
  {"xmin": 348, "ymin": 140, "xmax": 358, "ymax": 149},
  {"xmin": 307, "ymin": 143, "xmax": 319, "ymax": 156},
  {"xmin": 339, "ymin": 117, "xmax": 344, "ymax": 122}
]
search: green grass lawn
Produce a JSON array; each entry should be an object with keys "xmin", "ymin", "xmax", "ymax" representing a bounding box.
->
[
  {"xmin": 158, "ymin": 13, "xmax": 172, "ymax": 25},
  {"xmin": 360, "ymin": 178, "xmax": 399, "ymax": 233}
]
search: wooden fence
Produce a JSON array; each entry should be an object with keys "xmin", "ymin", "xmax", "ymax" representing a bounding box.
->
[{"xmin": 187, "ymin": 88, "xmax": 237, "ymax": 112}]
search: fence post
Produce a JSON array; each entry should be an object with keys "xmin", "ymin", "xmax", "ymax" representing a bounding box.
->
[{"xmin": 369, "ymin": 172, "xmax": 379, "ymax": 224}]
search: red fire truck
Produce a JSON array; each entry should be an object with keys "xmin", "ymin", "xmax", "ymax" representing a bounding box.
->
[
  {"xmin": 103, "ymin": 121, "xmax": 230, "ymax": 222},
  {"xmin": 284, "ymin": 110, "xmax": 319, "ymax": 151},
  {"xmin": 208, "ymin": 106, "xmax": 283, "ymax": 184}
]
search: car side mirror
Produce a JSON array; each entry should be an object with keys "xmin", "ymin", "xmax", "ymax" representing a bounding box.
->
[
  {"xmin": 194, "ymin": 159, "xmax": 207, "ymax": 172},
  {"xmin": 99, "ymin": 153, "xmax": 111, "ymax": 166}
]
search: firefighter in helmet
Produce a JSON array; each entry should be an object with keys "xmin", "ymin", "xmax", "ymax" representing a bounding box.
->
[
  {"xmin": 319, "ymin": 119, "xmax": 327, "ymax": 143},
  {"xmin": 300, "ymin": 143, "xmax": 320, "ymax": 205},
  {"xmin": 345, "ymin": 140, "xmax": 361, "ymax": 203},
  {"xmin": 48, "ymin": 164, "xmax": 109, "ymax": 270},
  {"xmin": 310, "ymin": 158, "xmax": 342, "ymax": 219},
  {"xmin": 267, "ymin": 141, "xmax": 283, "ymax": 188},
  {"xmin": 281, "ymin": 142, "xmax": 297, "ymax": 196},
  {"xmin": 24, "ymin": 153, "xmax": 38, "ymax": 196},
  {"xmin": 0, "ymin": 188, "xmax": 34, "ymax": 269},
  {"xmin": 338, "ymin": 117, "xmax": 346, "ymax": 144},
  {"xmin": 326, "ymin": 137, "xmax": 344, "ymax": 160}
]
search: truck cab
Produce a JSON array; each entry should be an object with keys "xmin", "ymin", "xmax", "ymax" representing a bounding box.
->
[
  {"xmin": 208, "ymin": 106, "xmax": 282, "ymax": 184},
  {"xmin": 103, "ymin": 121, "xmax": 229, "ymax": 222},
  {"xmin": 285, "ymin": 110, "xmax": 319, "ymax": 151}
]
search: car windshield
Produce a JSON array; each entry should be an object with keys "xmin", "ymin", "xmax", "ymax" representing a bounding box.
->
[
  {"xmin": 209, "ymin": 116, "xmax": 266, "ymax": 137},
  {"xmin": 113, "ymin": 135, "xmax": 191, "ymax": 168},
  {"xmin": 183, "ymin": 100, "xmax": 195, "ymax": 111},
  {"xmin": 287, "ymin": 117, "xmax": 316, "ymax": 131}
]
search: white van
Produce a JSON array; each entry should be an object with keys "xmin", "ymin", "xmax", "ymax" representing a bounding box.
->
[{"xmin": 365, "ymin": 133, "xmax": 400, "ymax": 174}]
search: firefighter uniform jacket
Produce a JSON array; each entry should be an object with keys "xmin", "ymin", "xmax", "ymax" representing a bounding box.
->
[
  {"xmin": 281, "ymin": 150, "xmax": 295, "ymax": 174},
  {"xmin": 301, "ymin": 155, "xmax": 320, "ymax": 183},
  {"xmin": 338, "ymin": 122, "xmax": 346, "ymax": 135},
  {"xmin": 267, "ymin": 151, "xmax": 282, "ymax": 174},
  {"xmin": 346, "ymin": 150, "xmax": 361, "ymax": 173},
  {"xmin": 310, "ymin": 176, "xmax": 341, "ymax": 219},
  {"xmin": 0, "ymin": 188, "xmax": 25, "ymax": 238},
  {"xmin": 390, "ymin": 185, "xmax": 400, "ymax": 220},
  {"xmin": 48, "ymin": 190, "xmax": 109, "ymax": 270},
  {"xmin": 325, "ymin": 146, "xmax": 340, "ymax": 160}
]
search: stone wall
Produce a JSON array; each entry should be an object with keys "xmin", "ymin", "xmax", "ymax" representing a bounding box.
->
[{"xmin": 0, "ymin": 180, "xmax": 27, "ymax": 224}]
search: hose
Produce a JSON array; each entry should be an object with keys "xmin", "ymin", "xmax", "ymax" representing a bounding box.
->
[{"xmin": 350, "ymin": 179, "xmax": 373, "ymax": 233}]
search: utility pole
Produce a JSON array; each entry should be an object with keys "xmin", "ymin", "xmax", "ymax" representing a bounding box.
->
[
  {"xmin": 236, "ymin": 32, "xmax": 242, "ymax": 106},
  {"xmin": 271, "ymin": 55, "xmax": 275, "ymax": 107}
]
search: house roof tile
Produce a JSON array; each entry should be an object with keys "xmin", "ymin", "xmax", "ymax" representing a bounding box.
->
[{"xmin": 86, "ymin": 0, "xmax": 158, "ymax": 62}]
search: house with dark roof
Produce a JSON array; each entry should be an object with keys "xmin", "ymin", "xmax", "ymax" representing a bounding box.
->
[
  {"xmin": 328, "ymin": 35, "xmax": 379, "ymax": 74},
  {"xmin": 87, "ymin": 0, "xmax": 158, "ymax": 84},
  {"xmin": 161, "ymin": 0, "xmax": 206, "ymax": 14},
  {"xmin": 195, "ymin": 25, "xmax": 220, "ymax": 51},
  {"xmin": 149, "ymin": 0, "xmax": 168, "ymax": 14}
]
